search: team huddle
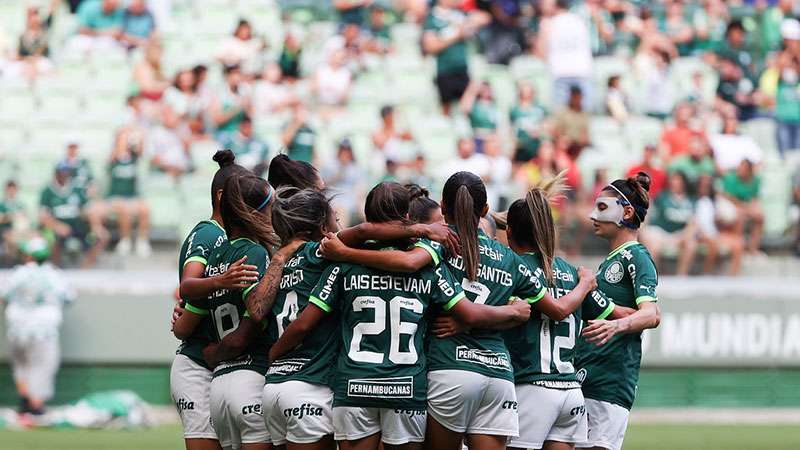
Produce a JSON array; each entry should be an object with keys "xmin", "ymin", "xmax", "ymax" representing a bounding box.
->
[{"xmin": 169, "ymin": 150, "xmax": 661, "ymax": 450}]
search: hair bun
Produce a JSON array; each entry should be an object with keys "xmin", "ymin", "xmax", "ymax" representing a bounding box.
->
[
  {"xmin": 213, "ymin": 149, "xmax": 236, "ymax": 168},
  {"xmin": 632, "ymin": 171, "xmax": 651, "ymax": 193},
  {"xmin": 406, "ymin": 184, "xmax": 430, "ymax": 201}
]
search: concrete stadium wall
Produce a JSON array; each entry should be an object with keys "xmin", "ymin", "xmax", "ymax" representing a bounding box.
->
[{"xmin": 1, "ymin": 271, "xmax": 799, "ymax": 407}]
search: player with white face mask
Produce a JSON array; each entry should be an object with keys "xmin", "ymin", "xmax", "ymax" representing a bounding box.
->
[{"xmin": 575, "ymin": 172, "xmax": 662, "ymax": 450}]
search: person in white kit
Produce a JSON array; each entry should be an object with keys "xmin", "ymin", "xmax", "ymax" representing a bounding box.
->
[{"xmin": 2, "ymin": 237, "xmax": 75, "ymax": 415}]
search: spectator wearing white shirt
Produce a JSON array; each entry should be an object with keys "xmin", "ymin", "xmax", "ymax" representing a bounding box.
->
[
  {"xmin": 695, "ymin": 175, "xmax": 744, "ymax": 274},
  {"xmin": 253, "ymin": 62, "xmax": 297, "ymax": 116},
  {"xmin": 440, "ymin": 137, "xmax": 489, "ymax": 181},
  {"xmin": 215, "ymin": 19, "xmax": 265, "ymax": 76},
  {"xmin": 537, "ymin": 0, "xmax": 594, "ymax": 110},
  {"xmin": 145, "ymin": 106, "xmax": 191, "ymax": 177},
  {"xmin": 313, "ymin": 40, "xmax": 353, "ymax": 120},
  {"xmin": 2, "ymin": 237, "xmax": 75, "ymax": 415},
  {"xmin": 710, "ymin": 114, "xmax": 762, "ymax": 172},
  {"xmin": 482, "ymin": 134, "xmax": 512, "ymax": 211}
]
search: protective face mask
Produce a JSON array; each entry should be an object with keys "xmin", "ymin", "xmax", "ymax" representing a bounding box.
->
[{"xmin": 590, "ymin": 197, "xmax": 625, "ymax": 226}]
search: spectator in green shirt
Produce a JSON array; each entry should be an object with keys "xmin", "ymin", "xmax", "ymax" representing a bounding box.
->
[
  {"xmin": 642, "ymin": 171, "xmax": 698, "ymax": 275},
  {"xmin": 510, "ymin": 80, "xmax": 547, "ymax": 163},
  {"xmin": 39, "ymin": 164, "xmax": 102, "ymax": 267},
  {"xmin": 721, "ymin": 159, "xmax": 764, "ymax": 254},
  {"xmin": 107, "ymin": 124, "xmax": 150, "ymax": 258},
  {"xmin": 282, "ymin": 104, "xmax": 315, "ymax": 164},
  {"xmin": 668, "ymin": 134, "xmax": 717, "ymax": 188},
  {"xmin": 0, "ymin": 181, "xmax": 27, "ymax": 261},
  {"xmin": 460, "ymin": 80, "xmax": 500, "ymax": 152},
  {"xmin": 219, "ymin": 116, "xmax": 270, "ymax": 173},
  {"xmin": 423, "ymin": 0, "xmax": 490, "ymax": 114},
  {"xmin": 775, "ymin": 19, "xmax": 800, "ymax": 156}
]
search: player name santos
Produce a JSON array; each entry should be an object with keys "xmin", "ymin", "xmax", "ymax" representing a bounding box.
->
[{"xmin": 344, "ymin": 274, "xmax": 432, "ymax": 294}]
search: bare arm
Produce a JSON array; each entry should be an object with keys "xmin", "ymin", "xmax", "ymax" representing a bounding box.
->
[
  {"xmin": 533, "ymin": 268, "xmax": 597, "ymax": 321},
  {"xmin": 180, "ymin": 257, "xmax": 259, "ymax": 301},
  {"xmin": 245, "ymin": 240, "xmax": 306, "ymax": 323},
  {"xmin": 582, "ymin": 301, "xmax": 661, "ymax": 345},
  {"xmin": 451, "ymin": 298, "xmax": 531, "ymax": 329},
  {"xmin": 173, "ymin": 308, "xmax": 204, "ymax": 340},
  {"xmin": 322, "ymin": 237, "xmax": 433, "ymax": 273},
  {"xmin": 203, "ymin": 318, "xmax": 260, "ymax": 368},
  {"xmin": 422, "ymin": 28, "xmax": 464, "ymax": 55},
  {"xmin": 269, "ymin": 303, "xmax": 327, "ymax": 363},
  {"xmin": 337, "ymin": 221, "xmax": 458, "ymax": 251},
  {"xmin": 281, "ymin": 119, "xmax": 303, "ymax": 147},
  {"xmin": 459, "ymin": 80, "xmax": 480, "ymax": 115}
]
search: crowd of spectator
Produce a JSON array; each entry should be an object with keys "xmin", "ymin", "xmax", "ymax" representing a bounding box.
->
[{"xmin": 0, "ymin": 0, "xmax": 798, "ymax": 273}]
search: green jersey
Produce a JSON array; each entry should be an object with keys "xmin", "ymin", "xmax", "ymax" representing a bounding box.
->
[
  {"xmin": 286, "ymin": 124, "xmax": 315, "ymax": 163},
  {"xmin": 177, "ymin": 220, "xmax": 227, "ymax": 369},
  {"xmin": 423, "ymin": 230, "xmax": 547, "ymax": 382},
  {"xmin": 510, "ymin": 103, "xmax": 547, "ymax": 157},
  {"xmin": 59, "ymin": 158, "xmax": 94, "ymax": 193},
  {"xmin": 504, "ymin": 254, "xmax": 615, "ymax": 388},
  {"xmin": 575, "ymin": 241, "xmax": 658, "ymax": 410},
  {"xmin": 651, "ymin": 192, "xmax": 694, "ymax": 233},
  {"xmin": 310, "ymin": 256, "xmax": 465, "ymax": 409},
  {"xmin": 194, "ymin": 238, "xmax": 271, "ymax": 377},
  {"xmin": 424, "ymin": 7, "xmax": 469, "ymax": 76},
  {"xmin": 469, "ymin": 100, "xmax": 498, "ymax": 132},
  {"xmin": 0, "ymin": 198, "xmax": 24, "ymax": 232},
  {"xmin": 108, "ymin": 154, "xmax": 139, "ymax": 198},
  {"xmin": 40, "ymin": 183, "xmax": 87, "ymax": 230},
  {"xmin": 266, "ymin": 241, "xmax": 339, "ymax": 386}
]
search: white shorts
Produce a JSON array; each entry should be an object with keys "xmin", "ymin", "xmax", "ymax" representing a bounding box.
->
[
  {"xmin": 9, "ymin": 336, "xmax": 60, "ymax": 402},
  {"xmin": 210, "ymin": 370, "xmax": 270, "ymax": 449},
  {"xmin": 262, "ymin": 380, "xmax": 334, "ymax": 445},
  {"xmin": 333, "ymin": 406, "xmax": 426, "ymax": 445},
  {"xmin": 427, "ymin": 370, "xmax": 518, "ymax": 437},
  {"xmin": 576, "ymin": 398, "xmax": 630, "ymax": 450},
  {"xmin": 170, "ymin": 354, "xmax": 216, "ymax": 440},
  {"xmin": 510, "ymin": 385, "xmax": 587, "ymax": 449}
]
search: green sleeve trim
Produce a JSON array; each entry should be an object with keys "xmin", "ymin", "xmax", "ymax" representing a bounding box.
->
[
  {"xmin": 183, "ymin": 256, "xmax": 207, "ymax": 267},
  {"xmin": 526, "ymin": 287, "xmax": 547, "ymax": 304},
  {"xmin": 596, "ymin": 302, "xmax": 615, "ymax": 320},
  {"xmin": 636, "ymin": 295, "xmax": 657, "ymax": 305},
  {"xmin": 309, "ymin": 296, "xmax": 332, "ymax": 313},
  {"xmin": 443, "ymin": 292, "xmax": 465, "ymax": 311},
  {"xmin": 185, "ymin": 303, "xmax": 209, "ymax": 316},
  {"xmin": 242, "ymin": 283, "xmax": 258, "ymax": 300},
  {"xmin": 414, "ymin": 241, "xmax": 440, "ymax": 266}
]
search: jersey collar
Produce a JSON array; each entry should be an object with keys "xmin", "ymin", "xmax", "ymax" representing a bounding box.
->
[{"xmin": 606, "ymin": 241, "xmax": 639, "ymax": 260}]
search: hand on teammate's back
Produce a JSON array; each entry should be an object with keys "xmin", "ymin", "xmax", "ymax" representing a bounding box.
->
[
  {"xmin": 432, "ymin": 315, "xmax": 469, "ymax": 338},
  {"xmin": 423, "ymin": 223, "xmax": 460, "ymax": 256},
  {"xmin": 581, "ymin": 319, "xmax": 620, "ymax": 346},
  {"xmin": 320, "ymin": 232, "xmax": 348, "ymax": 261},
  {"xmin": 215, "ymin": 256, "xmax": 260, "ymax": 290},
  {"xmin": 509, "ymin": 298, "xmax": 532, "ymax": 322}
]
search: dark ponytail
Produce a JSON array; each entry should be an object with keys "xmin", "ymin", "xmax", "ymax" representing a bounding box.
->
[
  {"xmin": 271, "ymin": 187, "xmax": 333, "ymax": 243},
  {"xmin": 442, "ymin": 172, "xmax": 487, "ymax": 281},
  {"xmin": 220, "ymin": 173, "xmax": 280, "ymax": 252},
  {"xmin": 364, "ymin": 182, "xmax": 411, "ymax": 223},
  {"xmin": 267, "ymin": 155, "xmax": 321, "ymax": 191},
  {"xmin": 506, "ymin": 171, "xmax": 567, "ymax": 283},
  {"xmin": 407, "ymin": 183, "xmax": 439, "ymax": 224},
  {"xmin": 606, "ymin": 171, "xmax": 651, "ymax": 228},
  {"xmin": 211, "ymin": 149, "xmax": 249, "ymax": 210}
]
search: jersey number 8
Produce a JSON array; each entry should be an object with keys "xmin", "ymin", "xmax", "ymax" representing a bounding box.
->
[{"xmin": 349, "ymin": 296, "xmax": 423, "ymax": 365}]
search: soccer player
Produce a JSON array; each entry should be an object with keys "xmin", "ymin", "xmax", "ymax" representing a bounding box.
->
[
  {"xmin": 261, "ymin": 188, "xmax": 340, "ymax": 450},
  {"xmin": 575, "ymin": 173, "xmax": 661, "ymax": 450},
  {"xmin": 318, "ymin": 175, "xmax": 595, "ymax": 450},
  {"xmin": 500, "ymin": 175, "xmax": 635, "ymax": 450},
  {"xmin": 2, "ymin": 237, "xmax": 74, "ymax": 416},
  {"xmin": 180, "ymin": 173, "xmax": 279, "ymax": 450},
  {"xmin": 170, "ymin": 150, "xmax": 259, "ymax": 450},
  {"xmin": 273, "ymin": 182, "xmax": 531, "ymax": 450}
]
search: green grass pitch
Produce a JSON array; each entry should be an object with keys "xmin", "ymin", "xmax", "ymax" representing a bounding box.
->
[{"xmin": 1, "ymin": 424, "xmax": 799, "ymax": 449}]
